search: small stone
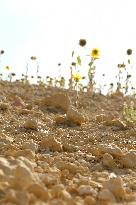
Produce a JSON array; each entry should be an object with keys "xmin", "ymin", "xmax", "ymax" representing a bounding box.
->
[
  {"xmin": 49, "ymin": 199, "xmax": 67, "ymax": 205},
  {"xmin": 13, "ymin": 149, "xmax": 35, "ymax": 160},
  {"xmin": 15, "ymin": 190, "xmax": 30, "ymax": 205},
  {"xmin": 84, "ymin": 195, "xmax": 96, "ymax": 205},
  {"xmin": 42, "ymin": 173, "xmax": 60, "ymax": 186},
  {"xmin": 27, "ymin": 183, "xmax": 50, "ymax": 202},
  {"xmin": 22, "ymin": 141, "xmax": 38, "ymax": 152},
  {"xmin": 50, "ymin": 184, "xmax": 65, "ymax": 198},
  {"xmin": 95, "ymin": 114, "xmax": 114, "ymax": 123},
  {"xmin": 103, "ymin": 176, "xmax": 126, "ymax": 200},
  {"xmin": 12, "ymin": 164, "xmax": 35, "ymax": 189},
  {"xmin": 0, "ymin": 102, "xmax": 10, "ymax": 110},
  {"xmin": 97, "ymin": 144, "xmax": 123, "ymax": 158},
  {"xmin": 0, "ymin": 169, "xmax": 5, "ymax": 181},
  {"xmin": 17, "ymin": 108, "xmax": 34, "ymax": 115},
  {"xmin": 12, "ymin": 95, "xmax": 25, "ymax": 107},
  {"xmin": 55, "ymin": 115, "xmax": 67, "ymax": 125},
  {"xmin": 40, "ymin": 92, "xmax": 71, "ymax": 112},
  {"xmin": 120, "ymin": 150, "xmax": 136, "ymax": 168},
  {"xmin": 60, "ymin": 190, "xmax": 72, "ymax": 201},
  {"xmin": 23, "ymin": 118, "xmax": 38, "ymax": 130},
  {"xmin": 40, "ymin": 136, "xmax": 63, "ymax": 152},
  {"xmin": 66, "ymin": 106, "xmax": 85, "ymax": 125},
  {"xmin": 102, "ymin": 153, "xmax": 117, "ymax": 168},
  {"xmin": 104, "ymin": 118, "xmax": 127, "ymax": 129},
  {"xmin": 78, "ymin": 185, "xmax": 97, "ymax": 196},
  {"xmin": 98, "ymin": 188, "xmax": 117, "ymax": 203},
  {"xmin": 0, "ymin": 157, "xmax": 11, "ymax": 175},
  {"xmin": 16, "ymin": 156, "xmax": 36, "ymax": 170},
  {"xmin": 56, "ymin": 161, "xmax": 81, "ymax": 174}
]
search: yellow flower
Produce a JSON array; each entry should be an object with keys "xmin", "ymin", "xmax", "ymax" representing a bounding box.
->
[
  {"xmin": 31, "ymin": 56, "xmax": 37, "ymax": 60},
  {"xmin": 79, "ymin": 39, "xmax": 87, "ymax": 47},
  {"xmin": 90, "ymin": 48, "xmax": 100, "ymax": 59},
  {"xmin": 127, "ymin": 49, "xmax": 132, "ymax": 55},
  {"xmin": 5, "ymin": 66, "xmax": 10, "ymax": 70},
  {"xmin": 72, "ymin": 72, "xmax": 82, "ymax": 82}
]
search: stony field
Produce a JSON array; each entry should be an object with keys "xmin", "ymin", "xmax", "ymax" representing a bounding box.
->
[{"xmin": 0, "ymin": 80, "xmax": 136, "ymax": 205}]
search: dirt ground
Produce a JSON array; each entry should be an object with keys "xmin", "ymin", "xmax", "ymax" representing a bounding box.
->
[{"xmin": 0, "ymin": 80, "xmax": 135, "ymax": 205}]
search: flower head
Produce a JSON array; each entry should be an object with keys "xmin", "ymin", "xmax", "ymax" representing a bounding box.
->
[
  {"xmin": 127, "ymin": 49, "xmax": 132, "ymax": 55},
  {"xmin": 117, "ymin": 63, "xmax": 126, "ymax": 69},
  {"xmin": 71, "ymin": 62, "xmax": 76, "ymax": 66},
  {"xmin": 79, "ymin": 39, "xmax": 87, "ymax": 47},
  {"xmin": 11, "ymin": 73, "xmax": 16, "ymax": 76},
  {"xmin": 72, "ymin": 72, "xmax": 82, "ymax": 82},
  {"xmin": 5, "ymin": 66, "xmax": 10, "ymax": 71},
  {"xmin": 0, "ymin": 50, "xmax": 4, "ymax": 55},
  {"xmin": 31, "ymin": 56, "xmax": 37, "ymax": 60},
  {"xmin": 91, "ymin": 48, "xmax": 100, "ymax": 59}
]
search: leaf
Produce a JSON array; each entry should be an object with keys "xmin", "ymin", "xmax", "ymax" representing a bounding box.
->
[
  {"xmin": 77, "ymin": 56, "xmax": 81, "ymax": 66},
  {"xmin": 128, "ymin": 59, "xmax": 131, "ymax": 64},
  {"xmin": 72, "ymin": 50, "xmax": 74, "ymax": 57},
  {"xmin": 82, "ymin": 76, "xmax": 86, "ymax": 79},
  {"xmin": 88, "ymin": 61, "xmax": 93, "ymax": 67}
]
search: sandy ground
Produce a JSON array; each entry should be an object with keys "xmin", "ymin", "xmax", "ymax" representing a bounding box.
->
[{"xmin": 0, "ymin": 80, "xmax": 135, "ymax": 205}]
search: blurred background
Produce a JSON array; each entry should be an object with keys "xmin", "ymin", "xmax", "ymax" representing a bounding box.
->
[{"xmin": 0, "ymin": 0, "xmax": 136, "ymax": 91}]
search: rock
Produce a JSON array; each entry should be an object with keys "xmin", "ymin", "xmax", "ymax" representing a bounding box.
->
[
  {"xmin": 98, "ymin": 188, "xmax": 117, "ymax": 203},
  {"xmin": 12, "ymin": 95, "xmax": 25, "ymax": 107},
  {"xmin": 0, "ymin": 157, "xmax": 12, "ymax": 175},
  {"xmin": 13, "ymin": 149, "xmax": 35, "ymax": 160},
  {"xmin": 102, "ymin": 153, "xmax": 117, "ymax": 168},
  {"xmin": 84, "ymin": 196, "xmax": 96, "ymax": 205},
  {"xmin": 104, "ymin": 118, "xmax": 127, "ymax": 129},
  {"xmin": 12, "ymin": 164, "xmax": 35, "ymax": 189},
  {"xmin": 0, "ymin": 169, "xmax": 5, "ymax": 181},
  {"xmin": 1, "ymin": 189, "xmax": 30, "ymax": 205},
  {"xmin": 27, "ymin": 183, "xmax": 50, "ymax": 201},
  {"xmin": 50, "ymin": 184, "xmax": 65, "ymax": 198},
  {"xmin": 97, "ymin": 144, "xmax": 123, "ymax": 158},
  {"xmin": 23, "ymin": 118, "xmax": 38, "ymax": 130},
  {"xmin": 49, "ymin": 199, "xmax": 67, "ymax": 205},
  {"xmin": 22, "ymin": 141, "xmax": 38, "ymax": 152},
  {"xmin": 41, "ymin": 173, "xmax": 60, "ymax": 186},
  {"xmin": 56, "ymin": 161, "xmax": 76, "ymax": 173},
  {"xmin": 103, "ymin": 176, "xmax": 126, "ymax": 200},
  {"xmin": 16, "ymin": 156, "xmax": 36, "ymax": 170},
  {"xmin": 0, "ymin": 102, "xmax": 10, "ymax": 110},
  {"xmin": 120, "ymin": 150, "xmax": 136, "ymax": 168},
  {"xmin": 40, "ymin": 136, "xmax": 63, "ymax": 152},
  {"xmin": 15, "ymin": 190, "xmax": 30, "ymax": 205},
  {"xmin": 66, "ymin": 106, "xmax": 85, "ymax": 125},
  {"xmin": 95, "ymin": 114, "xmax": 114, "ymax": 123},
  {"xmin": 55, "ymin": 115, "xmax": 67, "ymax": 125},
  {"xmin": 40, "ymin": 93, "xmax": 71, "ymax": 112},
  {"xmin": 77, "ymin": 185, "xmax": 97, "ymax": 196},
  {"xmin": 0, "ymin": 135, "xmax": 13, "ymax": 145},
  {"xmin": 59, "ymin": 190, "xmax": 72, "ymax": 201},
  {"xmin": 17, "ymin": 108, "xmax": 34, "ymax": 115}
]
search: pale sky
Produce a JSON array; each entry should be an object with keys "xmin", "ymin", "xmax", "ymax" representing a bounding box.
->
[{"xmin": 0, "ymin": 0, "xmax": 136, "ymax": 88}]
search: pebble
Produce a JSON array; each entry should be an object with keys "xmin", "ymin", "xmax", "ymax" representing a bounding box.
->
[
  {"xmin": 78, "ymin": 185, "xmax": 97, "ymax": 196},
  {"xmin": 40, "ymin": 92, "xmax": 71, "ymax": 112},
  {"xmin": 23, "ymin": 118, "xmax": 38, "ymax": 130},
  {"xmin": 120, "ymin": 150, "xmax": 136, "ymax": 168},
  {"xmin": 40, "ymin": 136, "xmax": 63, "ymax": 152},
  {"xmin": 66, "ymin": 106, "xmax": 85, "ymax": 125},
  {"xmin": 102, "ymin": 153, "xmax": 117, "ymax": 168},
  {"xmin": 98, "ymin": 188, "xmax": 117, "ymax": 203},
  {"xmin": 103, "ymin": 176, "xmax": 126, "ymax": 200}
]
